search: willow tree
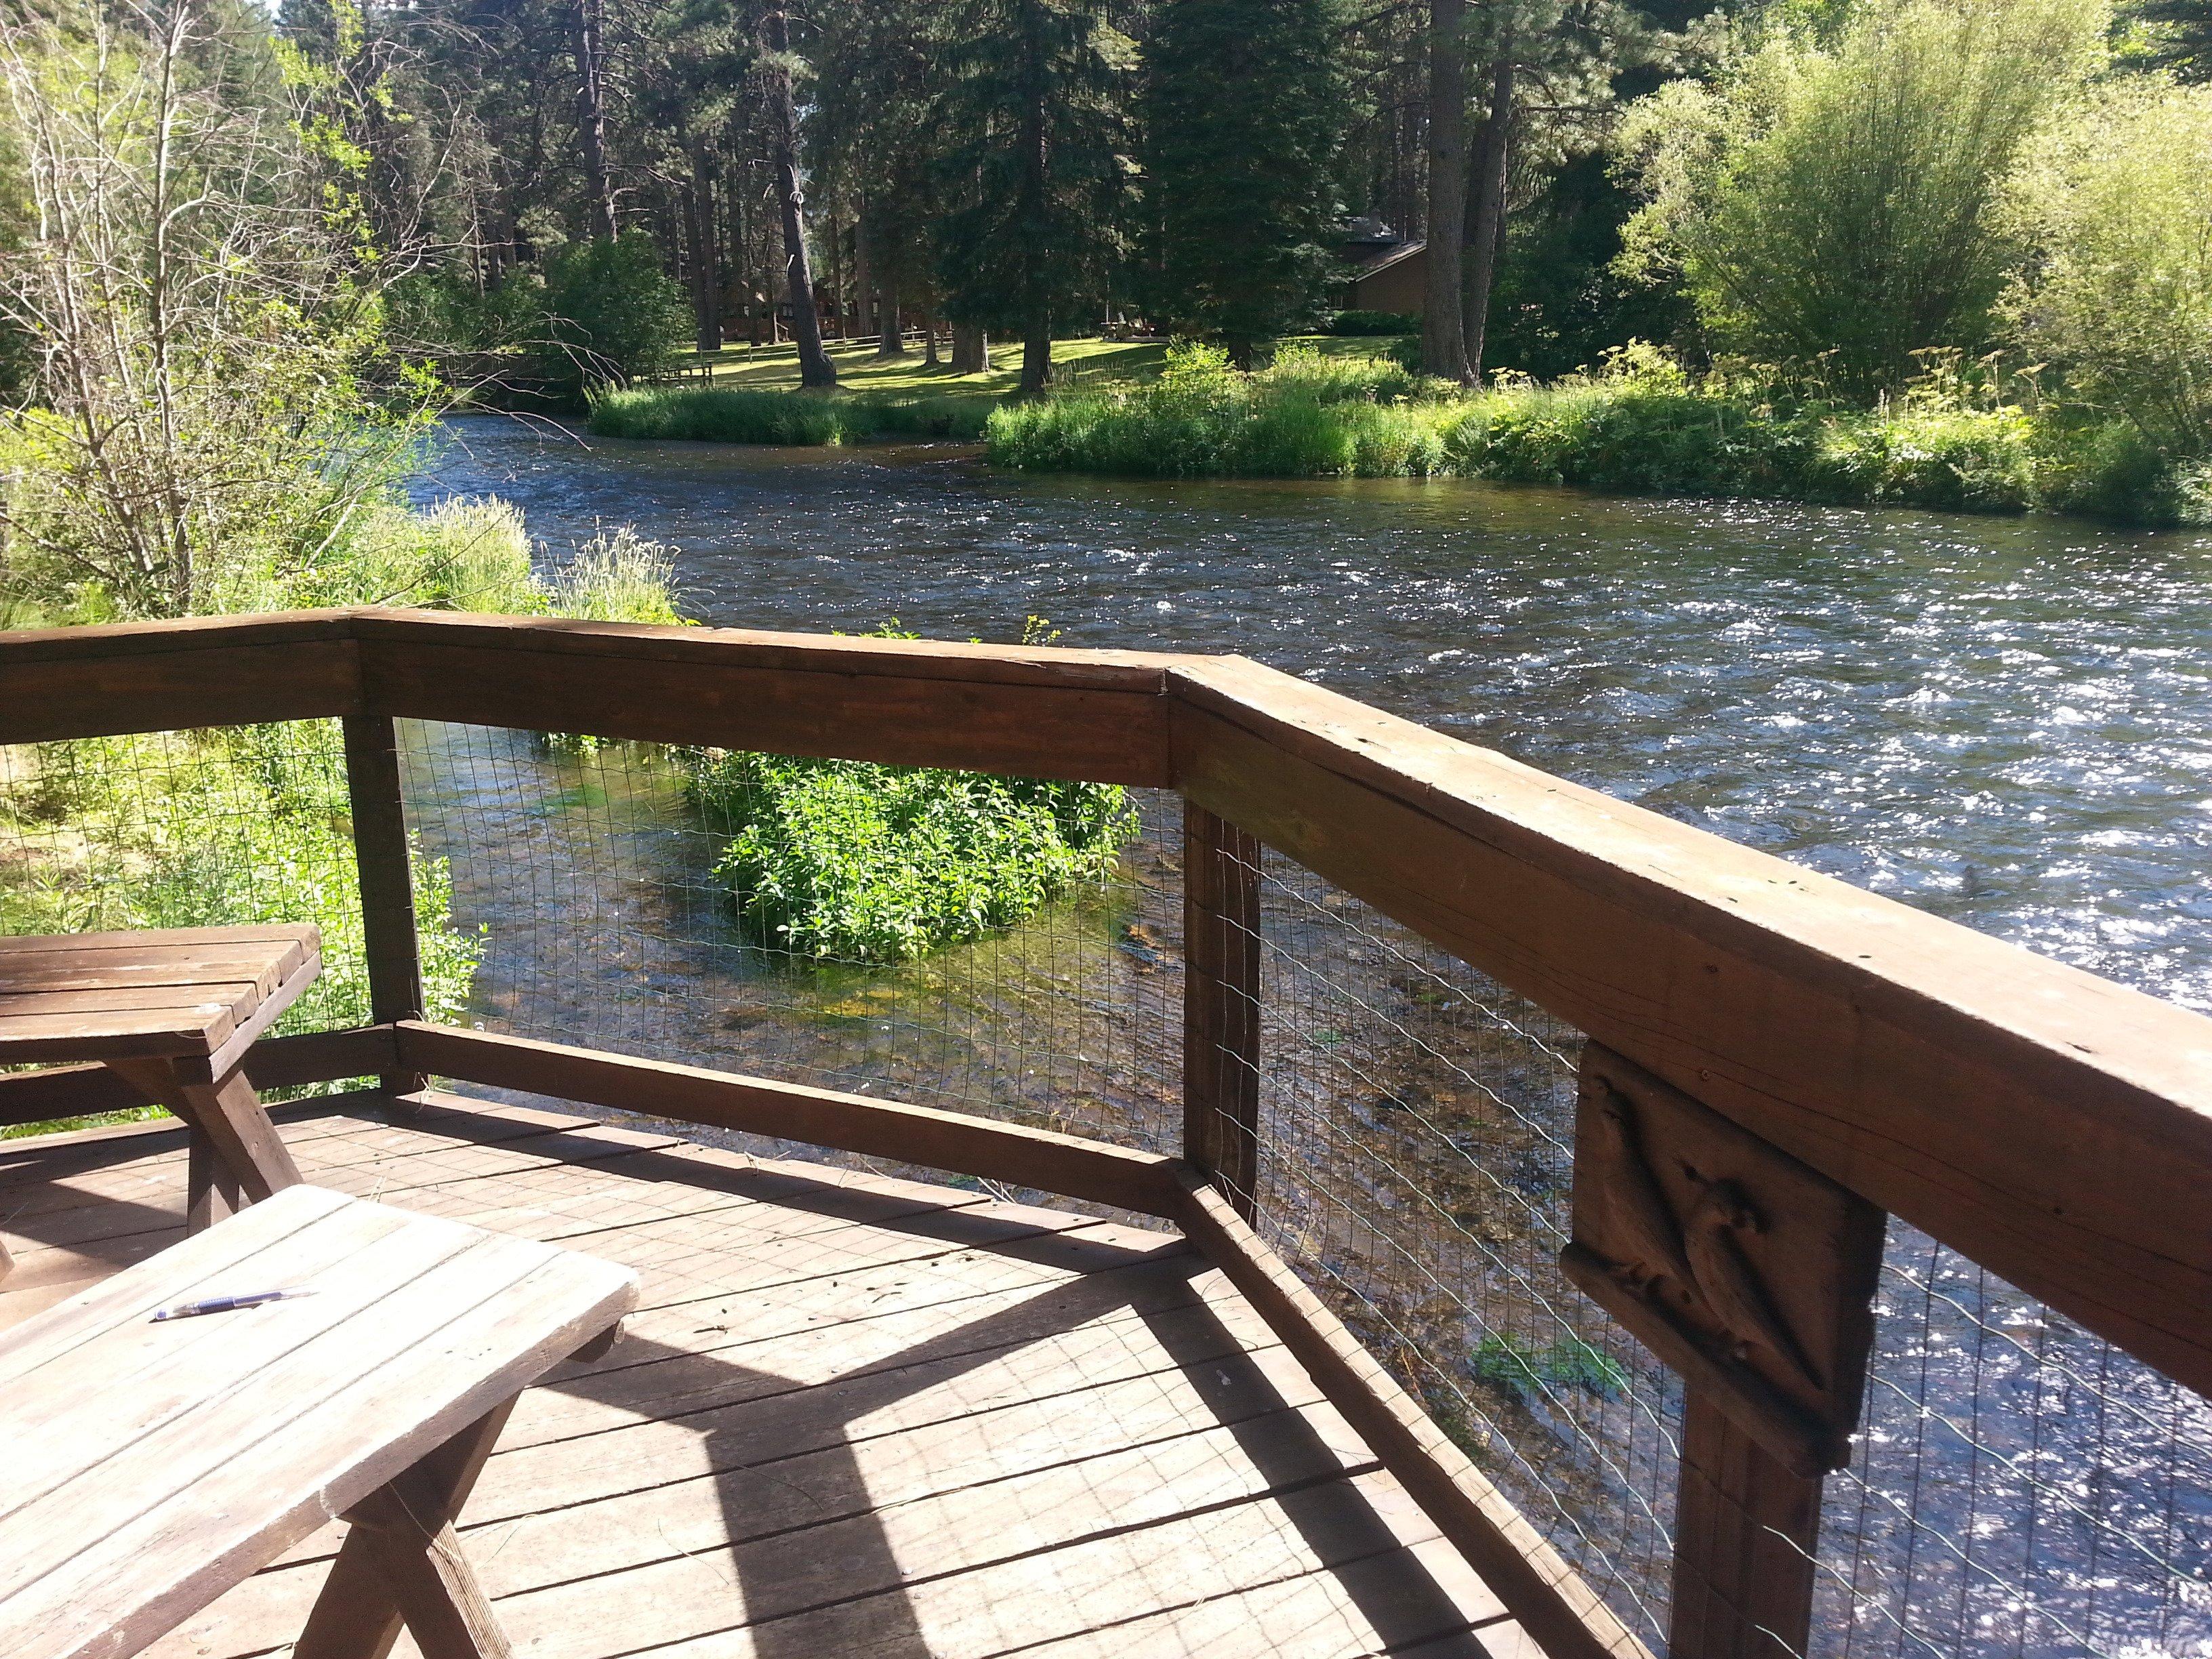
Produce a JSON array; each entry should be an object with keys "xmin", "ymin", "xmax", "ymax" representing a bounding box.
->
[
  {"xmin": 1617, "ymin": 0, "xmax": 2110, "ymax": 391},
  {"xmin": 933, "ymin": 0, "xmax": 1134, "ymax": 397}
]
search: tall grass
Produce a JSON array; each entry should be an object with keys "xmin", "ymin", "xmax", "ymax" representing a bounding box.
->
[
  {"xmin": 588, "ymin": 386, "xmax": 992, "ymax": 445},
  {"xmin": 986, "ymin": 341, "xmax": 2202, "ymax": 523}
]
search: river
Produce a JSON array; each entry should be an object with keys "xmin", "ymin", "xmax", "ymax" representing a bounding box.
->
[
  {"xmin": 411, "ymin": 417, "xmax": 2212, "ymax": 1658},
  {"xmin": 422, "ymin": 415, "xmax": 2212, "ymax": 1012}
]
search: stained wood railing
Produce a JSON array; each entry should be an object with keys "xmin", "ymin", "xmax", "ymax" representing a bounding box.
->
[{"xmin": 5, "ymin": 609, "xmax": 2210, "ymax": 1659}]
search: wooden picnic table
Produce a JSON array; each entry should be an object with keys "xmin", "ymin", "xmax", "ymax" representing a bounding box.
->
[
  {"xmin": 0, "ymin": 925, "xmax": 323, "ymax": 1235},
  {"xmin": 0, "ymin": 1183, "xmax": 638, "ymax": 1659}
]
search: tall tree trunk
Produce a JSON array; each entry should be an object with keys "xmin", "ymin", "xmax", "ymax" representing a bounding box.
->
[
  {"xmin": 1015, "ymin": 58, "xmax": 1052, "ymax": 398},
  {"xmin": 825, "ymin": 210, "xmax": 845, "ymax": 337},
  {"xmin": 1019, "ymin": 314, "xmax": 1052, "ymax": 397},
  {"xmin": 689, "ymin": 144, "xmax": 722, "ymax": 354},
  {"xmin": 764, "ymin": 7, "xmax": 835, "ymax": 386},
  {"xmin": 951, "ymin": 323, "xmax": 990, "ymax": 373},
  {"xmin": 852, "ymin": 203, "xmax": 874, "ymax": 338},
  {"xmin": 1461, "ymin": 47, "xmax": 1514, "ymax": 384},
  {"xmin": 1422, "ymin": 0, "xmax": 1471, "ymax": 384},
  {"xmin": 573, "ymin": 0, "xmax": 615, "ymax": 239},
  {"xmin": 923, "ymin": 304, "xmax": 941, "ymax": 367},
  {"xmin": 876, "ymin": 259, "xmax": 905, "ymax": 359}
]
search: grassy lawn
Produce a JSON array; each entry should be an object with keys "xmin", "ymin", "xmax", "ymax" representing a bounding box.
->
[{"xmin": 683, "ymin": 333, "xmax": 1400, "ymax": 405}]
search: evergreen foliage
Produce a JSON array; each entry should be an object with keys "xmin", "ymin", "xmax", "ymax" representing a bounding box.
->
[
  {"xmin": 1139, "ymin": 0, "xmax": 1343, "ymax": 363},
  {"xmin": 537, "ymin": 233, "xmax": 693, "ymax": 399},
  {"xmin": 930, "ymin": 0, "xmax": 1136, "ymax": 395}
]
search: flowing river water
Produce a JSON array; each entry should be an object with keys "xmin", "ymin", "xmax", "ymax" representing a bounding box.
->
[{"xmin": 410, "ymin": 416, "xmax": 2212, "ymax": 1657}]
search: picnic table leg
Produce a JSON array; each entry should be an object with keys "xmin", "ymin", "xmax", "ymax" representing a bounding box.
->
[
  {"xmin": 293, "ymin": 1399, "xmax": 518, "ymax": 1659},
  {"xmin": 105, "ymin": 1057, "xmax": 302, "ymax": 1232},
  {"xmin": 184, "ymin": 1123, "xmax": 243, "ymax": 1231}
]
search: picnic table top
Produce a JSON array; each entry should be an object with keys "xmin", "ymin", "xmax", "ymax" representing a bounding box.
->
[
  {"xmin": 0, "ymin": 1182, "xmax": 638, "ymax": 1659},
  {"xmin": 0, "ymin": 925, "xmax": 322, "ymax": 1067}
]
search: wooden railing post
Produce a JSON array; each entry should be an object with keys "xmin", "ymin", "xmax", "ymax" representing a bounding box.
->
[
  {"xmin": 343, "ymin": 714, "xmax": 427, "ymax": 1100},
  {"xmin": 1561, "ymin": 1046, "xmax": 1887, "ymax": 1659},
  {"xmin": 1182, "ymin": 801, "xmax": 1262, "ymax": 1218}
]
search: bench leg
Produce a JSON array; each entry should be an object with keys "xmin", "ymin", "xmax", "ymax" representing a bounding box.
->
[
  {"xmin": 294, "ymin": 1399, "xmax": 518, "ymax": 1659},
  {"xmin": 106, "ymin": 1057, "xmax": 302, "ymax": 1231}
]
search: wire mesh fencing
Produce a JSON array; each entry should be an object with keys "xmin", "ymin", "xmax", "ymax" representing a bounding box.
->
[{"xmin": 395, "ymin": 721, "xmax": 1183, "ymax": 1176}]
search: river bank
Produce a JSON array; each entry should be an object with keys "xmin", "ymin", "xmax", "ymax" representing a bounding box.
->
[{"xmin": 588, "ymin": 342, "xmax": 2211, "ymax": 528}]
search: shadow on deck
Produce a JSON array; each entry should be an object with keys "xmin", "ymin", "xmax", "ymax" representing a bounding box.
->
[{"xmin": 0, "ymin": 1097, "xmax": 1531, "ymax": 1659}]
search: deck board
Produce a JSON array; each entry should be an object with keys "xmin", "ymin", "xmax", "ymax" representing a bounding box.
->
[{"xmin": 1, "ymin": 1093, "xmax": 1536, "ymax": 1659}]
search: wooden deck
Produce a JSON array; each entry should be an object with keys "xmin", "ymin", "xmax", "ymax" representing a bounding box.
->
[{"xmin": 1, "ymin": 1094, "xmax": 1533, "ymax": 1659}]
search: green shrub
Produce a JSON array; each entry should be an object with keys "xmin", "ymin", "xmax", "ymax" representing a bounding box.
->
[
  {"xmin": 1999, "ymin": 82, "xmax": 2212, "ymax": 459},
  {"xmin": 1328, "ymin": 310, "xmax": 1418, "ymax": 336},
  {"xmin": 1471, "ymin": 1332, "xmax": 1631, "ymax": 1399},
  {"xmin": 989, "ymin": 341, "xmax": 1449, "ymax": 478},
  {"xmin": 684, "ymin": 750, "xmax": 1139, "ymax": 965},
  {"xmin": 535, "ymin": 234, "xmax": 692, "ymax": 405},
  {"xmin": 851, "ymin": 395, "xmax": 996, "ymax": 441},
  {"xmin": 1261, "ymin": 343, "xmax": 1418, "ymax": 405},
  {"xmin": 1617, "ymin": 0, "xmax": 2110, "ymax": 391},
  {"xmin": 0, "ymin": 726, "xmax": 480, "ymax": 1074}
]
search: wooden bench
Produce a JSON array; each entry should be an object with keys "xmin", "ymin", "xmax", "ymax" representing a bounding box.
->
[
  {"xmin": 0, "ymin": 925, "xmax": 323, "ymax": 1236},
  {"xmin": 0, "ymin": 1183, "xmax": 638, "ymax": 1659}
]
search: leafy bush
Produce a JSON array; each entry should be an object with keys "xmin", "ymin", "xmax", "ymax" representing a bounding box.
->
[
  {"xmin": 1471, "ymin": 1333, "xmax": 1631, "ymax": 1399},
  {"xmin": 590, "ymin": 386, "xmax": 853, "ymax": 444},
  {"xmin": 1616, "ymin": 0, "xmax": 2110, "ymax": 391},
  {"xmin": 1999, "ymin": 82, "xmax": 2212, "ymax": 459},
  {"xmin": 535, "ymin": 234, "xmax": 691, "ymax": 404},
  {"xmin": 989, "ymin": 337, "xmax": 2083, "ymax": 513},
  {"xmin": 1328, "ymin": 310, "xmax": 1418, "ymax": 336},
  {"xmin": 851, "ymin": 395, "xmax": 996, "ymax": 441},
  {"xmin": 685, "ymin": 750, "xmax": 1138, "ymax": 965},
  {"xmin": 989, "ymin": 342, "xmax": 1446, "ymax": 478}
]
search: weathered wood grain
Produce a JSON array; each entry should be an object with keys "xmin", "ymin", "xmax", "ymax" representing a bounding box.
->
[
  {"xmin": 1183, "ymin": 800, "xmax": 1262, "ymax": 1216},
  {"xmin": 0, "ymin": 612, "xmax": 360, "ymax": 741},
  {"xmin": 0, "ymin": 1183, "xmax": 636, "ymax": 1659},
  {"xmin": 394, "ymin": 1022, "xmax": 1187, "ymax": 1217},
  {"xmin": 343, "ymin": 715, "xmax": 427, "ymax": 1099},
  {"xmin": 11, "ymin": 1100, "xmax": 1551, "ymax": 1659},
  {"xmin": 1668, "ymin": 1394, "xmax": 1822, "ymax": 1659},
  {"xmin": 1169, "ymin": 1169, "xmax": 1650, "ymax": 1659},
  {"xmin": 0, "ymin": 1027, "xmax": 399, "ymax": 1126},
  {"xmin": 353, "ymin": 611, "xmax": 1179, "ymax": 785}
]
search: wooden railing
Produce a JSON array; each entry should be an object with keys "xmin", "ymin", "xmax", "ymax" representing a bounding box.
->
[{"xmin": 5, "ymin": 608, "xmax": 2210, "ymax": 1659}]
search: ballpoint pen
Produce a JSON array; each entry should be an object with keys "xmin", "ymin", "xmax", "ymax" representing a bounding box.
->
[{"xmin": 150, "ymin": 1289, "xmax": 315, "ymax": 1322}]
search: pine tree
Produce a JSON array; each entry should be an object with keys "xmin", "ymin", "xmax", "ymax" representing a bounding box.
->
[
  {"xmin": 1141, "ymin": 0, "xmax": 1343, "ymax": 364},
  {"xmin": 933, "ymin": 0, "xmax": 1135, "ymax": 396}
]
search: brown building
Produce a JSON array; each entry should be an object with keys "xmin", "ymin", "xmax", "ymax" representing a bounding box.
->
[{"xmin": 1340, "ymin": 239, "xmax": 1426, "ymax": 314}]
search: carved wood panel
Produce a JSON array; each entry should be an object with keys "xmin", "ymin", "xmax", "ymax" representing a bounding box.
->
[{"xmin": 1563, "ymin": 1045, "xmax": 1887, "ymax": 1475}]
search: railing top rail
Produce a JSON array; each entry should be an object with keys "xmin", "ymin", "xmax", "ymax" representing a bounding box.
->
[{"xmin": 5, "ymin": 607, "xmax": 2210, "ymax": 1399}]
